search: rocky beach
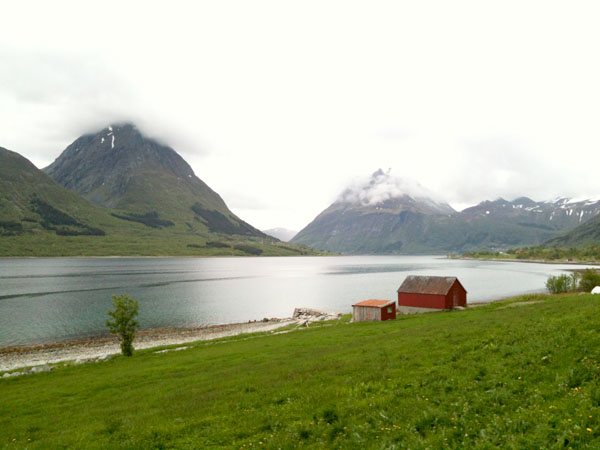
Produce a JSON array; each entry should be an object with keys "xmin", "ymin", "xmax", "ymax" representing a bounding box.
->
[{"xmin": 1, "ymin": 308, "xmax": 343, "ymax": 373}]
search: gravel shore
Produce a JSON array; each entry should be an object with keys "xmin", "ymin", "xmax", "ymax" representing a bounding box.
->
[{"xmin": 0, "ymin": 319, "xmax": 296, "ymax": 372}]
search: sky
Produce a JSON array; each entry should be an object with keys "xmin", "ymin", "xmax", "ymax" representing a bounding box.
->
[{"xmin": 2, "ymin": 0, "xmax": 600, "ymax": 231}]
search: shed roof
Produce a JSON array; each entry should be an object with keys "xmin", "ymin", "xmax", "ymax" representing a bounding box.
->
[
  {"xmin": 397, "ymin": 276, "xmax": 466, "ymax": 295},
  {"xmin": 353, "ymin": 299, "xmax": 396, "ymax": 308}
]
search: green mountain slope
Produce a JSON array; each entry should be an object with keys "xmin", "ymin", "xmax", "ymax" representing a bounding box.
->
[
  {"xmin": 0, "ymin": 146, "xmax": 320, "ymax": 256},
  {"xmin": 545, "ymin": 214, "xmax": 600, "ymax": 247},
  {"xmin": 292, "ymin": 203, "xmax": 560, "ymax": 254},
  {"xmin": 0, "ymin": 146, "xmax": 119, "ymax": 236}
]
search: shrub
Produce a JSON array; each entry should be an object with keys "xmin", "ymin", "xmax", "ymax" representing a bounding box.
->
[
  {"xmin": 30, "ymin": 198, "xmax": 79, "ymax": 226},
  {"xmin": 55, "ymin": 226, "xmax": 105, "ymax": 236},
  {"xmin": 191, "ymin": 203, "xmax": 258, "ymax": 236},
  {"xmin": 106, "ymin": 294, "xmax": 140, "ymax": 356},
  {"xmin": 0, "ymin": 221, "xmax": 23, "ymax": 235},
  {"xmin": 546, "ymin": 273, "xmax": 578, "ymax": 294},
  {"xmin": 233, "ymin": 244, "xmax": 263, "ymax": 255},
  {"xmin": 111, "ymin": 211, "xmax": 174, "ymax": 228},
  {"xmin": 206, "ymin": 241, "xmax": 231, "ymax": 248},
  {"xmin": 578, "ymin": 268, "xmax": 600, "ymax": 293}
]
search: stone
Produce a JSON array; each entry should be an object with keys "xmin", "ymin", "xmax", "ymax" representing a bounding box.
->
[
  {"xmin": 3, "ymin": 372, "xmax": 23, "ymax": 378},
  {"xmin": 591, "ymin": 286, "xmax": 600, "ymax": 295}
]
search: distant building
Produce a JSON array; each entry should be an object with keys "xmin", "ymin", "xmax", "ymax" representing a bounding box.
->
[
  {"xmin": 352, "ymin": 299, "xmax": 396, "ymax": 322},
  {"xmin": 397, "ymin": 276, "xmax": 467, "ymax": 311}
]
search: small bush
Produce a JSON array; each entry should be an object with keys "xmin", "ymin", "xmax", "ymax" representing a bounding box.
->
[
  {"xmin": 106, "ymin": 294, "xmax": 140, "ymax": 356},
  {"xmin": 579, "ymin": 268, "xmax": 600, "ymax": 292},
  {"xmin": 546, "ymin": 274, "xmax": 578, "ymax": 294}
]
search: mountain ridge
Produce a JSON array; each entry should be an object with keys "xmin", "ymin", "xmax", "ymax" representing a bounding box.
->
[
  {"xmin": 291, "ymin": 170, "xmax": 600, "ymax": 254},
  {"xmin": 43, "ymin": 123, "xmax": 267, "ymax": 239},
  {"xmin": 0, "ymin": 133, "xmax": 322, "ymax": 256}
]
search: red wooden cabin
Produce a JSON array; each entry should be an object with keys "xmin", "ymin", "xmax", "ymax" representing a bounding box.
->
[{"xmin": 397, "ymin": 276, "xmax": 467, "ymax": 310}]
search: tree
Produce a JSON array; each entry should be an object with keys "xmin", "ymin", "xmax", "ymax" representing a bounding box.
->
[
  {"xmin": 106, "ymin": 294, "xmax": 140, "ymax": 356},
  {"xmin": 545, "ymin": 273, "xmax": 578, "ymax": 294},
  {"xmin": 579, "ymin": 269, "xmax": 600, "ymax": 293}
]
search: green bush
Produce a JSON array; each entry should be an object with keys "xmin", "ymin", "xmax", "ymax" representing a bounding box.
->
[
  {"xmin": 206, "ymin": 241, "xmax": 231, "ymax": 248},
  {"xmin": 106, "ymin": 294, "xmax": 140, "ymax": 356},
  {"xmin": 111, "ymin": 211, "xmax": 174, "ymax": 228},
  {"xmin": 545, "ymin": 273, "xmax": 578, "ymax": 294},
  {"xmin": 233, "ymin": 244, "xmax": 263, "ymax": 255},
  {"xmin": 579, "ymin": 268, "xmax": 600, "ymax": 292}
]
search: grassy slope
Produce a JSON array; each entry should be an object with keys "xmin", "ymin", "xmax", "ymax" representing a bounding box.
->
[
  {"xmin": 2, "ymin": 294, "xmax": 600, "ymax": 448},
  {"xmin": 0, "ymin": 233, "xmax": 324, "ymax": 257},
  {"xmin": 546, "ymin": 215, "xmax": 600, "ymax": 248}
]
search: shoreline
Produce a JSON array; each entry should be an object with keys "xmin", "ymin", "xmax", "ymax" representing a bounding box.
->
[
  {"xmin": 0, "ymin": 296, "xmax": 524, "ymax": 372},
  {"xmin": 451, "ymin": 256, "xmax": 600, "ymax": 265},
  {"xmin": 0, "ymin": 319, "xmax": 297, "ymax": 372},
  {"xmin": 0, "ymin": 308, "xmax": 343, "ymax": 372}
]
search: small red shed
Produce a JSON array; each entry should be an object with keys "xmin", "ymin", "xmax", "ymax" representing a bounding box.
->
[
  {"xmin": 352, "ymin": 299, "xmax": 396, "ymax": 322},
  {"xmin": 397, "ymin": 276, "xmax": 467, "ymax": 310}
]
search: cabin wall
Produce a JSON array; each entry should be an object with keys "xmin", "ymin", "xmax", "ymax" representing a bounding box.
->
[
  {"xmin": 447, "ymin": 282, "xmax": 467, "ymax": 308},
  {"xmin": 397, "ymin": 292, "xmax": 446, "ymax": 309},
  {"xmin": 380, "ymin": 304, "xmax": 396, "ymax": 321},
  {"xmin": 353, "ymin": 306, "xmax": 382, "ymax": 322}
]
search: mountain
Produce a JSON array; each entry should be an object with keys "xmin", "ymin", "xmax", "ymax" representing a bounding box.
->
[
  {"xmin": 262, "ymin": 228, "xmax": 298, "ymax": 242},
  {"xmin": 461, "ymin": 196, "xmax": 600, "ymax": 229},
  {"xmin": 0, "ymin": 146, "xmax": 121, "ymax": 238},
  {"xmin": 291, "ymin": 170, "xmax": 600, "ymax": 254},
  {"xmin": 291, "ymin": 170, "xmax": 461, "ymax": 254},
  {"xmin": 1, "ymin": 133, "xmax": 323, "ymax": 256},
  {"xmin": 544, "ymin": 210, "xmax": 600, "ymax": 247},
  {"xmin": 44, "ymin": 123, "xmax": 266, "ymax": 238}
]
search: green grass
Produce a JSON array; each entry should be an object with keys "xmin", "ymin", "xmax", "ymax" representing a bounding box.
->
[{"xmin": 2, "ymin": 294, "xmax": 600, "ymax": 448}]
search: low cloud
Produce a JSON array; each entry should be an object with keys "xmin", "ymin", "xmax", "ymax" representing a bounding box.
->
[{"xmin": 338, "ymin": 169, "xmax": 445, "ymax": 206}]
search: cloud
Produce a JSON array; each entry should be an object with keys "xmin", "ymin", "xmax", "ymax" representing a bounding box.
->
[
  {"xmin": 439, "ymin": 136, "xmax": 584, "ymax": 206},
  {"xmin": 2, "ymin": 1, "xmax": 600, "ymax": 230},
  {"xmin": 0, "ymin": 48, "xmax": 210, "ymax": 168},
  {"xmin": 338, "ymin": 169, "xmax": 445, "ymax": 206}
]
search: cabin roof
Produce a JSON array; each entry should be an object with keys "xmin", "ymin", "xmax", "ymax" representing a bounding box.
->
[
  {"xmin": 397, "ymin": 275, "xmax": 466, "ymax": 295},
  {"xmin": 352, "ymin": 299, "xmax": 396, "ymax": 308}
]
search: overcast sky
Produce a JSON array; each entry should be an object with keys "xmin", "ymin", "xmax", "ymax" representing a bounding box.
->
[{"xmin": 2, "ymin": 1, "xmax": 600, "ymax": 231}]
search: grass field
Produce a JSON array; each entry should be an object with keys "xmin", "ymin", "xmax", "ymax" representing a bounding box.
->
[{"xmin": 2, "ymin": 293, "xmax": 600, "ymax": 448}]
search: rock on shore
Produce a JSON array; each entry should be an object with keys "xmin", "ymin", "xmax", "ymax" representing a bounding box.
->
[{"xmin": 293, "ymin": 307, "xmax": 343, "ymax": 325}]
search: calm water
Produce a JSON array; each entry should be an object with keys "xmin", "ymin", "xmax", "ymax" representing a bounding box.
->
[{"xmin": 0, "ymin": 256, "xmax": 590, "ymax": 346}]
